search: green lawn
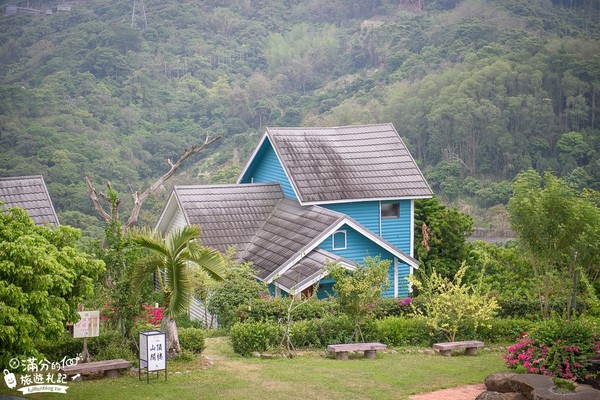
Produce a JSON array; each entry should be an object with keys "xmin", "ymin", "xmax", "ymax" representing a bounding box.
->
[{"xmin": 0, "ymin": 338, "xmax": 506, "ymax": 400}]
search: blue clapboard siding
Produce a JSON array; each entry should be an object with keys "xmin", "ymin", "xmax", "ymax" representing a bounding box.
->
[
  {"xmin": 240, "ymin": 139, "xmax": 297, "ymax": 200},
  {"xmin": 318, "ymin": 224, "xmax": 404, "ymax": 298},
  {"xmin": 323, "ymin": 201, "xmax": 380, "ymax": 235},
  {"xmin": 397, "ymin": 262, "xmax": 411, "ymax": 298},
  {"xmin": 381, "ymin": 199, "xmax": 412, "ymax": 254}
]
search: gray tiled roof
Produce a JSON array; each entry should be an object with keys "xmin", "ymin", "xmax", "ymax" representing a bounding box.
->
[
  {"xmin": 276, "ymin": 248, "xmax": 355, "ymax": 294},
  {"xmin": 173, "ymin": 183, "xmax": 283, "ymax": 254},
  {"xmin": 173, "ymin": 183, "xmax": 348, "ymax": 282},
  {"xmin": 241, "ymin": 197, "xmax": 343, "ymax": 280},
  {"xmin": 265, "ymin": 123, "xmax": 433, "ymax": 203},
  {"xmin": 0, "ymin": 175, "xmax": 59, "ymax": 227}
]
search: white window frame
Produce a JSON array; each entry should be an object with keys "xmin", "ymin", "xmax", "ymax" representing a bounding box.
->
[{"xmin": 332, "ymin": 230, "xmax": 347, "ymax": 250}]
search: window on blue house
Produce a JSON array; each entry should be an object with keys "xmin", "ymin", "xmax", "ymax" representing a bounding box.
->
[
  {"xmin": 381, "ymin": 202, "xmax": 400, "ymax": 219},
  {"xmin": 332, "ymin": 230, "xmax": 347, "ymax": 250}
]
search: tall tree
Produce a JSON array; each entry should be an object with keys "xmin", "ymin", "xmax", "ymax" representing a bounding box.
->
[
  {"xmin": 507, "ymin": 169, "xmax": 600, "ymax": 318},
  {"xmin": 131, "ymin": 225, "xmax": 226, "ymax": 359}
]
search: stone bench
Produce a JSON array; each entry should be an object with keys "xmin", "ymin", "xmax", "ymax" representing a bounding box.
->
[
  {"xmin": 327, "ymin": 342, "xmax": 387, "ymax": 360},
  {"xmin": 433, "ymin": 340, "xmax": 484, "ymax": 356},
  {"xmin": 59, "ymin": 359, "xmax": 131, "ymax": 380}
]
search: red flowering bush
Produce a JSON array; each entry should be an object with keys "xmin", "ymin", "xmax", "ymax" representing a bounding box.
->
[
  {"xmin": 504, "ymin": 319, "xmax": 600, "ymax": 382},
  {"xmin": 139, "ymin": 305, "xmax": 164, "ymax": 326}
]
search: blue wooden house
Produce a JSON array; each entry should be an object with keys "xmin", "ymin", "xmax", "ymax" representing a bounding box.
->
[{"xmin": 156, "ymin": 123, "xmax": 432, "ymax": 299}]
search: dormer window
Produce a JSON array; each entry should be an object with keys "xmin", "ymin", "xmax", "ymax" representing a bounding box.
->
[
  {"xmin": 381, "ymin": 202, "xmax": 400, "ymax": 219},
  {"xmin": 332, "ymin": 230, "xmax": 347, "ymax": 250}
]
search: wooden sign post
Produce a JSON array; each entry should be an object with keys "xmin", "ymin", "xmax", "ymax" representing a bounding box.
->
[{"xmin": 73, "ymin": 309, "xmax": 100, "ymax": 363}]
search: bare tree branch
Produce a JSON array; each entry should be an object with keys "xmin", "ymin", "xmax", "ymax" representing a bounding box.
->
[
  {"xmin": 85, "ymin": 134, "xmax": 221, "ymax": 232},
  {"xmin": 124, "ymin": 135, "xmax": 221, "ymax": 230},
  {"xmin": 84, "ymin": 176, "xmax": 112, "ymax": 222}
]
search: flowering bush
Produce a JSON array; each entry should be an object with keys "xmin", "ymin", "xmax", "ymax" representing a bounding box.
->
[
  {"xmin": 504, "ymin": 335, "xmax": 550, "ymax": 375},
  {"xmin": 139, "ymin": 304, "xmax": 164, "ymax": 326},
  {"xmin": 504, "ymin": 330, "xmax": 600, "ymax": 381}
]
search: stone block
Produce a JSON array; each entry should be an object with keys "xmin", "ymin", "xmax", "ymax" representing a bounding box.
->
[
  {"xmin": 475, "ymin": 391, "xmax": 528, "ymax": 400},
  {"xmin": 485, "ymin": 372, "xmax": 518, "ymax": 393}
]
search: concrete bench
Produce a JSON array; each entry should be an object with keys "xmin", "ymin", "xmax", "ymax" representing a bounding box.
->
[
  {"xmin": 433, "ymin": 340, "xmax": 484, "ymax": 356},
  {"xmin": 327, "ymin": 342, "xmax": 387, "ymax": 360},
  {"xmin": 59, "ymin": 359, "xmax": 131, "ymax": 380}
]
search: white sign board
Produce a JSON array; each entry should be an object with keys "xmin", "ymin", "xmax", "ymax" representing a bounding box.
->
[
  {"xmin": 73, "ymin": 310, "xmax": 100, "ymax": 338},
  {"xmin": 139, "ymin": 331, "xmax": 166, "ymax": 372}
]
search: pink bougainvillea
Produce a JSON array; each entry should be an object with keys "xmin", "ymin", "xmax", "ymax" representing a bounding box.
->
[{"xmin": 504, "ymin": 333, "xmax": 597, "ymax": 381}]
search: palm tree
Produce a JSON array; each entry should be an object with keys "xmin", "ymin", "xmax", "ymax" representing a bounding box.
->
[{"xmin": 131, "ymin": 225, "xmax": 225, "ymax": 359}]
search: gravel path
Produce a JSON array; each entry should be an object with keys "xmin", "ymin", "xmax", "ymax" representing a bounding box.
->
[{"xmin": 409, "ymin": 384, "xmax": 486, "ymax": 400}]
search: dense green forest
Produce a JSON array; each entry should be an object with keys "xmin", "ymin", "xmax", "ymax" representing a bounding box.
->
[{"xmin": 0, "ymin": 0, "xmax": 599, "ymax": 236}]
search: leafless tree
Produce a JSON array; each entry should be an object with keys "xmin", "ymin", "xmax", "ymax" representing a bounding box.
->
[{"xmin": 84, "ymin": 135, "xmax": 221, "ymax": 233}]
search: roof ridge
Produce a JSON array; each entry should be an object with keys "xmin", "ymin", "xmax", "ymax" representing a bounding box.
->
[
  {"xmin": 174, "ymin": 182, "xmax": 281, "ymax": 190},
  {"xmin": 0, "ymin": 175, "xmax": 45, "ymax": 181},
  {"xmin": 266, "ymin": 123, "xmax": 392, "ymax": 131}
]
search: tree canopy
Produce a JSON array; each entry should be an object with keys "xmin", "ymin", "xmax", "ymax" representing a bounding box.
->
[
  {"xmin": 0, "ymin": 0, "xmax": 599, "ymax": 239},
  {"xmin": 507, "ymin": 169, "xmax": 600, "ymax": 318},
  {"xmin": 0, "ymin": 207, "xmax": 105, "ymax": 365}
]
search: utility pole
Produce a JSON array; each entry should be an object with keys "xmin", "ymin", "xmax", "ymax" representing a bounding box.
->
[{"xmin": 131, "ymin": 0, "xmax": 148, "ymax": 29}]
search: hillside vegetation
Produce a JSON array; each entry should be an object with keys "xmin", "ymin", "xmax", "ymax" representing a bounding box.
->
[{"xmin": 0, "ymin": 0, "xmax": 598, "ymax": 235}]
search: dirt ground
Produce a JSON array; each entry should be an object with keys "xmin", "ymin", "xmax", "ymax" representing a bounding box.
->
[{"xmin": 409, "ymin": 384, "xmax": 486, "ymax": 400}]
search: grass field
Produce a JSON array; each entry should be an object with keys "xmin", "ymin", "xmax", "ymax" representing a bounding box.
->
[{"xmin": 0, "ymin": 338, "xmax": 506, "ymax": 400}]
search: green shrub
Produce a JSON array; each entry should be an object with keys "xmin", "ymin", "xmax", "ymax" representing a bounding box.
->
[
  {"xmin": 529, "ymin": 318, "xmax": 596, "ymax": 348},
  {"xmin": 88, "ymin": 329, "xmax": 136, "ymax": 361},
  {"xmin": 477, "ymin": 318, "xmax": 535, "ymax": 343},
  {"xmin": 41, "ymin": 328, "xmax": 138, "ymax": 363},
  {"xmin": 496, "ymin": 297, "xmax": 541, "ymax": 319},
  {"xmin": 240, "ymin": 297, "xmax": 337, "ymax": 324},
  {"xmin": 175, "ymin": 314, "xmax": 204, "ymax": 329},
  {"xmin": 38, "ymin": 330, "xmax": 82, "ymax": 361},
  {"xmin": 207, "ymin": 263, "xmax": 268, "ymax": 329},
  {"xmin": 289, "ymin": 319, "xmax": 321, "ymax": 348},
  {"xmin": 371, "ymin": 298, "xmax": 413, "ymax": 319},
  {"xmin": 315, "ymin": 315, "xmax": 355, "ymax": 345},
  {"xmin": 229, "ymin": 321, "xmax": 280, "ymax": 356},
  {"xmin": 178, "ymin": 328, "xmax": 206, "ymax": 354},
  {"xmin": 496, "ymin": 297, "xmax": 592, "ymax": 320},
  {"xmin": 372, "ymin": 317, "xmax": 432, "ymax": 347}
]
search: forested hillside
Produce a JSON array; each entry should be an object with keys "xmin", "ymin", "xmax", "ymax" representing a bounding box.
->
[{"xmin": 1, "ymin": 0, "xmax": 598, "ymax": 236}]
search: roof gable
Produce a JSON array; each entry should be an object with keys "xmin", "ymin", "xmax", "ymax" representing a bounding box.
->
[
  {"xmin": 274, "ymin": 249, "xmax": 356, "ymax": 295},
  {"xmin": 0, "ymin": 175, "xmax": 59, "ymax": 227},
  {"xmin": 237, "ymin": 135, "xmax": 298, "ymax": 199},
  {"xmin": 242, "ymin": 123, "xmax": 432, "ymax": 205}
]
